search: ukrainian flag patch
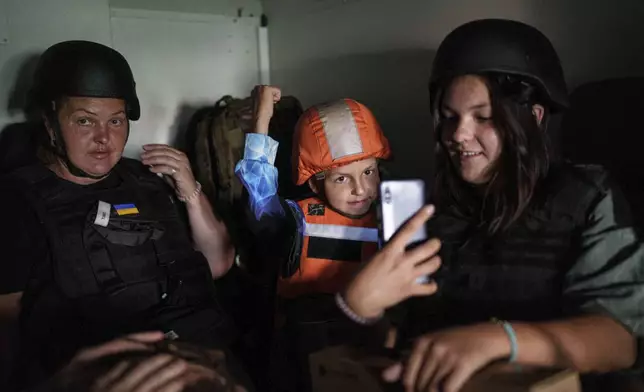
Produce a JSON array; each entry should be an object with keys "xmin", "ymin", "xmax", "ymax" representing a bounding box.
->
[{"xmin": 114, "ymin": 203, "xmax": 140, "ymax": 216}]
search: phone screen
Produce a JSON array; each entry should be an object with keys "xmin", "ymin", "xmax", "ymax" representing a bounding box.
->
[
  {"xmin": 378, "ymin": 180, "xmax": 430, "ymax": 284},
  {"xmin": 379, "ymin": 180, "xmax": 427, "ymax": 245}
]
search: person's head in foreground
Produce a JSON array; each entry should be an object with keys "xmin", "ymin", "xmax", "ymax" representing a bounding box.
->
[{"xmin": 38, "ymin": 332, "xmax": 248, "ymax": 392}]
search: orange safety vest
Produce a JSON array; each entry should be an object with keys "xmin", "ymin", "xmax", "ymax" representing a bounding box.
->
[{"xmin": 278, "ymin": 197, "xmax": 379, "ymax": 298}]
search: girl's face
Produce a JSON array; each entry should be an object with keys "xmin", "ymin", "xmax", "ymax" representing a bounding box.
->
[{"xmin": 440, "ymin": 75, "xmax": 501, "ymax": 185}]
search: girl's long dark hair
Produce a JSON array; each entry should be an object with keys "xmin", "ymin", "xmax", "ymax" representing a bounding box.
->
[{"xmin": 433, "ymin": 73, "xmax": 551, "ymax": 235}]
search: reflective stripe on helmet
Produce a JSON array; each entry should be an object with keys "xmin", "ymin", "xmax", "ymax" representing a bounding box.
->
[{"xmin": 317, "ymin": 100, "xmax": 363, "ymax": 161}]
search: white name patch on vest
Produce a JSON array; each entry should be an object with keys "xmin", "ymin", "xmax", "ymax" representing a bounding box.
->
[{"xmin": 94, "ymin": 201, "xmax": 111, "ymax": 227}]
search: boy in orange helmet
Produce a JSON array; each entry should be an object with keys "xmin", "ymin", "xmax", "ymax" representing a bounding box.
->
[
  {"xmin": 237, "ymin": 85, "xmax": 391, "ymax": 295},
  {"xmin": 235, "ymin": 85, "xmax": 392, "ymax": 391}
]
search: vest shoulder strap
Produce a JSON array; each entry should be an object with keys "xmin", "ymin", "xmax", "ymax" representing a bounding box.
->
[
  {"xmin": 545, "ymin": 163, "xmax": 610, "ymax": 228},
  {"xmin": 569, "ymin": 163, "xmax": 610, "ymax": 193},
  {"xmin": 115, "ymin": 157, "xmax": 161, "ymax": 184},
  {"xmin": 282, "ymin": 198, "xmax": 305, "ymax": 279},
  {"xmin": 5, "ymin": 162, "xmax": 61, "ymax": 214},
  {"xmin": 3, "ymin": 164, "xmax": 62, "ymax": 258},
  {"xmin": 7, "ymin": 162, "xmax": 53, "ymax": 187}
]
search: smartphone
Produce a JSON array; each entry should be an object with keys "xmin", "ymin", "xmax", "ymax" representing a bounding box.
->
[
  {"xmin": 378, "ymin": 180, "xmax": 430, "ymax": 283},
  {"xmin": 378, "ymin": 179, "xmax": 428, "ymax": 245}
]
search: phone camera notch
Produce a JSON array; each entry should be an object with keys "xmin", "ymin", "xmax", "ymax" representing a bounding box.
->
[{"xmin": 383, "ymin": 187, "xmax": 392, "ymax": 204}]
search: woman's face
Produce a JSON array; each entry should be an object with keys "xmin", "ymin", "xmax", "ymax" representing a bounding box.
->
[
  {"xmin": 48, "ymin": 97, "xmax": 128, "ymax": 180},
  {"xmin": 439, "ymin": 75, "xmax": 501, "ymax": 185}
]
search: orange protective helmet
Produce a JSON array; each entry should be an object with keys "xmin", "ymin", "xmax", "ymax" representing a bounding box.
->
[{"xmin": 293, "ymin": 98, "xmax": 392, "ymax": 186}]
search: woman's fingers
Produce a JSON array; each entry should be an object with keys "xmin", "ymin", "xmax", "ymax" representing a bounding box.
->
[{"xmin": 388, "ymin": 205, "xmax": 435, "ymax": 252}]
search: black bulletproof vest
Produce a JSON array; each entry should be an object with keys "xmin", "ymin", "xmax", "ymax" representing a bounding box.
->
[
  {"xmin": 402, "ymin": 164, "xmax": 607, "ymax": 339},
  {"xmin": 10, "ymin": 159, "xmax": 233, "ymax": 380}
]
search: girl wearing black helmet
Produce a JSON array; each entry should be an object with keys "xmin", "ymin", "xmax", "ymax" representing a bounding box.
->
[{"xmin": 338, "ymin": 19, "xmax": 644, "ymax": 391}]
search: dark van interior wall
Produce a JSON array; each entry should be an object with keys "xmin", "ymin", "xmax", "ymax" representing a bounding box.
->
[{"xmin": 264, "ymin": 0, "xmax": 644, "ymax": 179}]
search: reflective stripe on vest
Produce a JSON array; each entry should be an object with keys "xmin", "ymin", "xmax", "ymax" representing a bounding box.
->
[
  {"xmin": 278, "ymin": 197, "xmax": 379, "ymax": 298},
  {"xmin": 304, "ymin": 223, "xmax": 378, "ymax": 242}
]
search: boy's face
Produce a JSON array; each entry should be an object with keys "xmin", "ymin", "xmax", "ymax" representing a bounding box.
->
[{"xmin": 309, "ymin": 158, "xmax": 380, "ymax": 216}]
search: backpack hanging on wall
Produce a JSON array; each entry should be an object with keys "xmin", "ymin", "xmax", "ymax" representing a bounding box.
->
[
  {"xmin": 186, "ymin": 94, "xmax": 311, "ymax": 275},
  {"xmin": 185, "ymin": 94, "xmax": 310, "ymax": 389}
]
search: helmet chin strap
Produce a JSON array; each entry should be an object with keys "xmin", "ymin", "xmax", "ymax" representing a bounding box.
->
[{"xmin": 61, "ymin": 155, "xmax": 108, "ymax": 180}]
